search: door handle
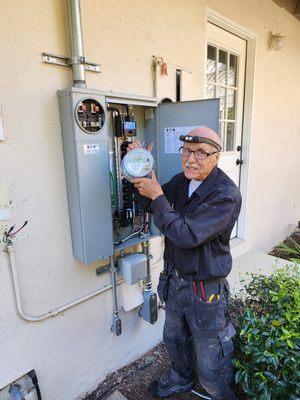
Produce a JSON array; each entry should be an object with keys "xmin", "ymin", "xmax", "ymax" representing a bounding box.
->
[{"xmin": 236, "ymin": 159, "xmax": 244, "ymax": 165}]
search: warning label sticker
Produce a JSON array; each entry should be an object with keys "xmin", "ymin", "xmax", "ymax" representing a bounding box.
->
[
  {"xmin": 84, "ymin": 144, "xmax": 100, "ymax": 155},
  {"xmin": 164, "ymin": 126, "xmax": 198, "ymax": 154}
]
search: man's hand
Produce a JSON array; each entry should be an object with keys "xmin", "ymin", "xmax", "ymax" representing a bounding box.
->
[
  {"xmin": 127, "ymin": 140, "xmax": 153, "ymax": 153},
  {"xmin": 132, "ymin": 171, "xmax": 163, "ymax": 200}
]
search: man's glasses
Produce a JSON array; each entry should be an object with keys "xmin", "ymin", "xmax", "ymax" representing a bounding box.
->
[{"xmin": 179, "ymin": 146, "xmax": 219, "ymax": 160}]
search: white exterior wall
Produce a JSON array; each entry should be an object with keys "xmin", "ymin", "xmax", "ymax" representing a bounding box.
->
[{"xmin": 0, "ymin": 1, "xmax": 299, "ymax": 399}]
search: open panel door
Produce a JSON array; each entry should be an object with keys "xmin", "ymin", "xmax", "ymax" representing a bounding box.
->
[{"xmin": 153, "ymin": 99, "xmax": 220, "ymax": 185}]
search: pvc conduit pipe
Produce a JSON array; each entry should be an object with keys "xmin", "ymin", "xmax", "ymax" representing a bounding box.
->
[{"xmin": 7, "ymin": 243, "xmax": 123, "ymax": 322}]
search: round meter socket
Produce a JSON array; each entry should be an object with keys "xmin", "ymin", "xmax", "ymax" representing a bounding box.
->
[
  {"xmin": 121, "ymin": 149, "xmax": 155, "ymax": 182},
  {"xmin": 75, "ymin": 99, "xmax": 105, "ymax": 134}
]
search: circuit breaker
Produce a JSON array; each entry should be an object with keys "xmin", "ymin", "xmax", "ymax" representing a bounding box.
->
[{"xmin": 58, "ymin": 87, "xmax": 219, "ymax": 264}]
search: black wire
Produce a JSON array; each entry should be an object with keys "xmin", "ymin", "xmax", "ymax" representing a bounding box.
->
[
  {"xmin": 2, "ymin": 221, "xmax": 28, "ymax": 243},
  {"xmin": 28, "ymin": 370, "xmax": 42, "ymax": 400}
]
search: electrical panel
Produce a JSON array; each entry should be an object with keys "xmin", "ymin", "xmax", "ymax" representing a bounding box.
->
[
  {"xmin": 58, "ymin": 87, "xmax": 219, "ymax": 264},
  {"xmin": 58, "ymin": 90, "xmax": 113, "ymax": 264}
]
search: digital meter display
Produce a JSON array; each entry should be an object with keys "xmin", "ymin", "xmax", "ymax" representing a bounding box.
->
[
  {"xmin": 131, "ymin": 157, "xmax": 145, "ymax": 163},
  {"xmin": 121, "ymin": 149, "xmax": 154, "ymax": 182},
  {"xmin": 122, "ymin": 120, "xmax": 137, "ymax": 136},
  {"xmin": 124, "ymin": 121, "xmax": 136, "ymax": 130}
]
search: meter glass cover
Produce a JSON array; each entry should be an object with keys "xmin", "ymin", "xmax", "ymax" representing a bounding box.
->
[{"xmin": 121, "ymin": 149, "xmax": 155, "ymax": 182}]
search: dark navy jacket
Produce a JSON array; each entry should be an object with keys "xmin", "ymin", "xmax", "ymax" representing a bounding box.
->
[{"xmin": 138, "ymin": 166, "xmax": 242, "ymax": 281}]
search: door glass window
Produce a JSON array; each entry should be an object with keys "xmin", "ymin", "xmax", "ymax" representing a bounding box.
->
[{"xmin": 206, "ymin": 45, "xmax": 238, "ymax": 151}]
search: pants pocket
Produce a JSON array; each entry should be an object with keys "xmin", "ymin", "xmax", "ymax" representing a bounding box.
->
[
  {"xmin": 157, "ymin": 272, "xmax": 171, "ymax": 303},
  {"xmin": 192, "ymin": 294, "xmax": 226, "ymax": 331},
  {"xmin": 218, "ymin": 322, "xmax": 236, "ymax": 356}
]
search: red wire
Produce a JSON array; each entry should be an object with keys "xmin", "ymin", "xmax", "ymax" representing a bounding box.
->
[{"xmin": 10, "ymin": 221, "xmax": 28, "ymax": 237}]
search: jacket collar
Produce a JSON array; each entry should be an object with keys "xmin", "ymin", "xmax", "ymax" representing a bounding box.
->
[
  {"xmin": 193, "ymin": 166, "xmax": 219, "ymax": 201},
  {"xmin": 179, "ymin": 166, "xmax": 219, "ymax": 203}
]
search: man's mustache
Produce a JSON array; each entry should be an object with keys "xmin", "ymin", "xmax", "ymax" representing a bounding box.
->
[{"xmin": 185, "ymin": 162, "xmax": 199, "ymax": 169}]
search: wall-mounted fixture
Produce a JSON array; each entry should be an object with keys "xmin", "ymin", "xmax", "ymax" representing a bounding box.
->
[
  {"xmin": 269, "ymin": 32, "xmax": 286, "ymax": 51},
  {"xmin": 0, "ymin": 370, "xmax": 42, "ymax": 400}
]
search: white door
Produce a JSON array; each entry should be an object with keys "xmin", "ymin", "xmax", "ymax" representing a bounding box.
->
[{"xmin": 206, "ymin": 23, "xmax": 246, "ymax": 237}]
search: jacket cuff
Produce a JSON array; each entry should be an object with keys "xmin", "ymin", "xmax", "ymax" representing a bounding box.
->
[{"xmin": 151, "ymin": 194, "xmax": 171, "ymax": 212}]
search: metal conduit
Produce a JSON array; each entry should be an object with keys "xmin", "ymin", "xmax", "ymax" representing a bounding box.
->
[
  {"xmin": 6, "ymin": 242, "xmax": 124, "ymax": 322},
  {"xmin": 67, "ymin": 0, "xmax": 86, "ymax": 87}
]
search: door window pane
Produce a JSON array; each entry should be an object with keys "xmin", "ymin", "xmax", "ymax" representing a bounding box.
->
[
  {"xmin": 229, "ymin": 54, "xmax": 237, "ymax": 87},
  {"xmin": 206, "ymin": 45, "xmax": 216, "ymax": 83},
  {"xmin": 219, "ymin": 121, "xmax": 226, "ymax": 149},
  {"xmin": 227, "ymin": 88, "xmax": 236, "ymax": 120},
  {"xmin": 206, "ymin": 43, "xmax": 240, "ymax": 155},
  {"xmin": 217, "ymin": 86, "xmax": 226, "ymax": 117},
  {"xmin": 206, "ymin": 84, "xmax": 216, "ymax": 99},
  {"xmin": 226, "ymin": 122, "xmax": 235, "ymax": 151},
  {"xmin": 218, "ymin": 50, "xmax": 227, "ymax": 85}
]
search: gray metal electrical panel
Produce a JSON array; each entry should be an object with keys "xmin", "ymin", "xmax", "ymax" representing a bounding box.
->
[
  {"xmin": 58, "ymin": 88, "xmax": 114, "ymax": 264},
  {"xmin": 58, "ymin": 87, "xmax": 219, "ymax": 265}
]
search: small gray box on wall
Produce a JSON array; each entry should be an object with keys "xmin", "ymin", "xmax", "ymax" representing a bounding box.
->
[{"xmin": 118, "ymin": 253, "xmax": 147, "ymax": 285}]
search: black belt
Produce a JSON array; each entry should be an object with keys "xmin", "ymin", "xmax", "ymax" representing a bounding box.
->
[{"xmin": 173, "ymin": 268, "xmax": 225, "ymax": 285}]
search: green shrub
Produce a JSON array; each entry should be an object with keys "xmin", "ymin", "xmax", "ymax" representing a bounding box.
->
[{"xmin": 233, "ymin": 266, "xmax": 300, "ymax": 400}]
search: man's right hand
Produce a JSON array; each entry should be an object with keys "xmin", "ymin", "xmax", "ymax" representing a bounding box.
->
[{"xmin": 127, "ymin": 140, "xmax": 153, "ymax": 153}]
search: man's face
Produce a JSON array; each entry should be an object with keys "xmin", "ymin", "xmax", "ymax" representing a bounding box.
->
[{"xmin": 181, "ymin": 142, "xmax": 220, "ymax": 181}]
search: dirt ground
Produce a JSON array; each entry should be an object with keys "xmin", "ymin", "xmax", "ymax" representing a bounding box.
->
[
  {"xmin": 85, "ymin": 342, "xmax": 209, "ymax": 400},
  {"xmin": 85, "ymin": 300, "xmax": 247, "ymax": 400}
]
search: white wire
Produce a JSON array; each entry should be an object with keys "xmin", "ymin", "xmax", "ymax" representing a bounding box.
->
[{"xmin": 191, "ymin": 389, "xmax": 211, "ymax": 400}]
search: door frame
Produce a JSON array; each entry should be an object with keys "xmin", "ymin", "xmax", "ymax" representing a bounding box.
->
[{"xmin": 205, "ymin": 9, "xmax": 256, "ymax": 244}]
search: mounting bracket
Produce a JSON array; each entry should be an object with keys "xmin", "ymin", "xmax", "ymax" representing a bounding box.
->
[{"xmin": 42, "ymin": 52, "xmax": 101, "ymax": 73}]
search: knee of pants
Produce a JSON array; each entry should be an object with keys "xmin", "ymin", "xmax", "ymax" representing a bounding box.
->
[
  {"xmin": 163, "ymin": 325, "xmax": 188, "ymax": 346},
  {"xmin": 194, "ymin": 334, "xmax": 234, "ymax": 378},
  {"xmin": 163, "ymin": 310, "xmax": 189, "ymax": 341}
]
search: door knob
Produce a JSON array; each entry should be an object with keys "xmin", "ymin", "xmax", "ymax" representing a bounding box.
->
[{"xmin": 236, "ymin": 159, "xmax": 244, "ymax": 165}]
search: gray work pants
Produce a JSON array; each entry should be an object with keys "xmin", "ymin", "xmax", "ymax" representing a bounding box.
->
[{"xmin": 160, "ymin": 273, "xmax": 236, "ymax": 400}]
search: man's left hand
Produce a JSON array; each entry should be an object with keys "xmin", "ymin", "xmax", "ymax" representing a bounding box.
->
[{"xmin": 132, "ymin": 172, "xmax": 163, "ymax": 201}]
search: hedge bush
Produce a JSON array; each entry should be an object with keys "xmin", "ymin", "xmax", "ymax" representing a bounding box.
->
[{"xmin": 233, "ymin": 265, "xmax": 300, "ymax": 400}]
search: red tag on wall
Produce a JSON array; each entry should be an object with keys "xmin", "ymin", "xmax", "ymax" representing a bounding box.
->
[{"xmin": 161, "ymin": 62, "xmax": 168, "ymax": 76}]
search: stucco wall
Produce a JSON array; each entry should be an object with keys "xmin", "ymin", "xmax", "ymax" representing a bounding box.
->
[{"xmin": 0, "ymin": 1, "xmax": 299, "ymax": 399}]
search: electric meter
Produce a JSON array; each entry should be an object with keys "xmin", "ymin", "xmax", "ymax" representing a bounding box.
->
[{"xmin": 121, "ymin": 149, "xmax": 155, "ymax": 182}]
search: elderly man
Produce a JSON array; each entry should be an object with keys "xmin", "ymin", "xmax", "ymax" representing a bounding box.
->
[{"xmin": 130, "ymin": 126, "xmax": 241, "ymax": 400}]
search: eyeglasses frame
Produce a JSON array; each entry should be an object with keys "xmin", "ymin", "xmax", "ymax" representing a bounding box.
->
[{"xmin": 179, "ymin": 146, "xmax": 220, "ymax": 160}]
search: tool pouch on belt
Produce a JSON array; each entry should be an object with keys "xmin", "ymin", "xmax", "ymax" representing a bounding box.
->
[{"xmin": 157, "ymin": 271, "xmax": 172, "ymax": 303}]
